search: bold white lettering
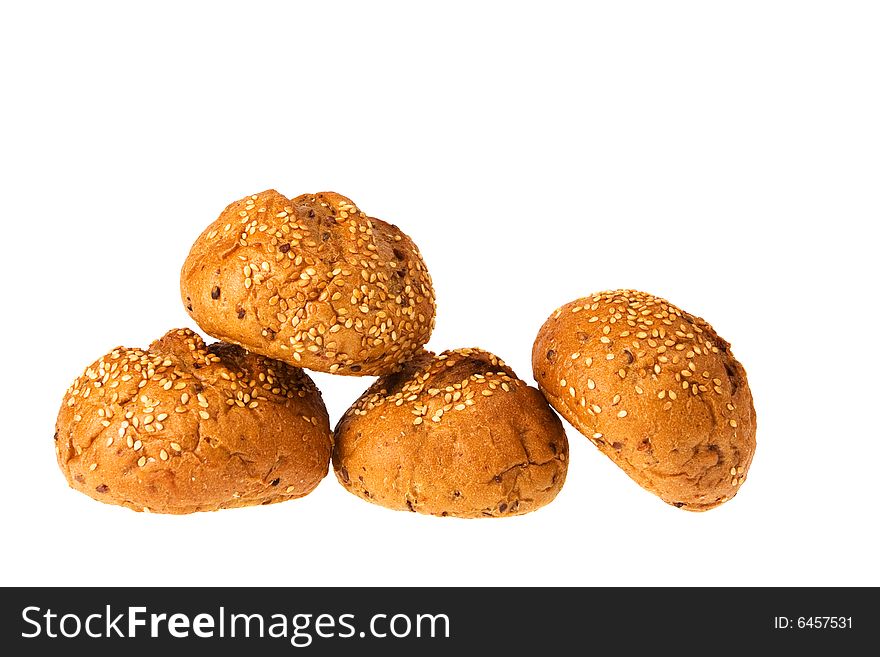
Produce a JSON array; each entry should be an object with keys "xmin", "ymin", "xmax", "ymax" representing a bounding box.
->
[
  {"xmin": 167, "ymin": 613, "xmax": 190, "ymax": 638},
  {"xmin": 192, "ymin": 613, "xmax": 214, "ymax": 638},
  {"xmin": 150, "ymin": 613, "xmax": 167, "ymax": 638},
  {"xmin": 129, "ymin": 606, "xmax": 147, "ymax": 637}
]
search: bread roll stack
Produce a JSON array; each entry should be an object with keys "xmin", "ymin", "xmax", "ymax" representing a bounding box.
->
[{"xmin": 56, "ymin": 192, "xmax": 757, "ymax": 517}]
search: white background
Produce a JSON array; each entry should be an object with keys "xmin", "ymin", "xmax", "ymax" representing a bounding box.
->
[{"xmin": 1, "ymin": 1, "xmax": 878, "ymax": 587}]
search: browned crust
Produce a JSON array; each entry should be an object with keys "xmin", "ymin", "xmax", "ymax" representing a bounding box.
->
[
  {"xmin": 180, "ymin": 190, "xmax": 435, "ymax": 376},
  {"xmin": 532, "ymin": 290, "xmax": 756, "ymax": 511},
  {"xmin": 333, "ymin": 348, "xmax": 569, "ymax": 518},
  {"xmin": 55, "ymin": 328, "xmax": 333, "ymax": 514}
]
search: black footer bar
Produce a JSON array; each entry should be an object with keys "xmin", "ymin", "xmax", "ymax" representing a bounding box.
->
[{"xmin": 1, "ymin": 587, "xmax": 872, "ymax": 654}]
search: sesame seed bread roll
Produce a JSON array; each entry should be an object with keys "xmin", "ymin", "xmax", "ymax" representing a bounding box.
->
[
  {"xmin": 532, "ymin": 290, "xmax": 756, "ymax": 511},
  {"xmin": 55, "ymin": 328, "xmax": 332, "ymax": 514},
  {"xmin": 333, "ymin": 349, "xmax": 569, "ymax": 518},
  {"xmin": 181, "ymin": 190, "xmax": 436, "ymax": 376}
]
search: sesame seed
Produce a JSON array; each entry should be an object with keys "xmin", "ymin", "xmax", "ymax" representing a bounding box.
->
[
  {"xmin": 199, "ymin": 410, "xmax": 210, "ymax": 420},
  {"xmin": 137, "ymin": 456, "xmax": 147, "ymax": 467},
  {"xmin": 617, "ymin": 410, "xmax": 627, "ymax": 418}
]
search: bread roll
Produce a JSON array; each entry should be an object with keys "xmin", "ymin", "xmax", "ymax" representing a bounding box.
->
[
  {"xmin": 181, "ymin": 190, "xmax": 435, "ymax": 376},
  {"xmin": 533, "ymin": 290, "xmax": 755, "ymax": 511},
  {"xmin": 55, "ymin": 328, "xmax": 332, "ymax": 514},
  {"xmin": 333, "ymin": 348, "xmax": 568, "ymax": 518}
]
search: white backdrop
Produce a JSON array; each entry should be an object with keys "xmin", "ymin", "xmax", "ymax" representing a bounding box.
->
[{"xmin": 1, "ymin": 1, "xmax": 878, "ymax": 587}]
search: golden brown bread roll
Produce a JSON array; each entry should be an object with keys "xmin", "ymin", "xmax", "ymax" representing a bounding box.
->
[
  {"xmin": 532, "ymin": 290, "xmax": 755, "ymax": 511},
  {"xmin": 55, "ymin": 328, "xmax": 332, "ymax": 514},
  {"xmin": 333, "ymin": 348, "xmax": 569, "ymax": 518},
  {"xmin": 181, "ymin": 190, "xmax": 435, "ymax": 376}
]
